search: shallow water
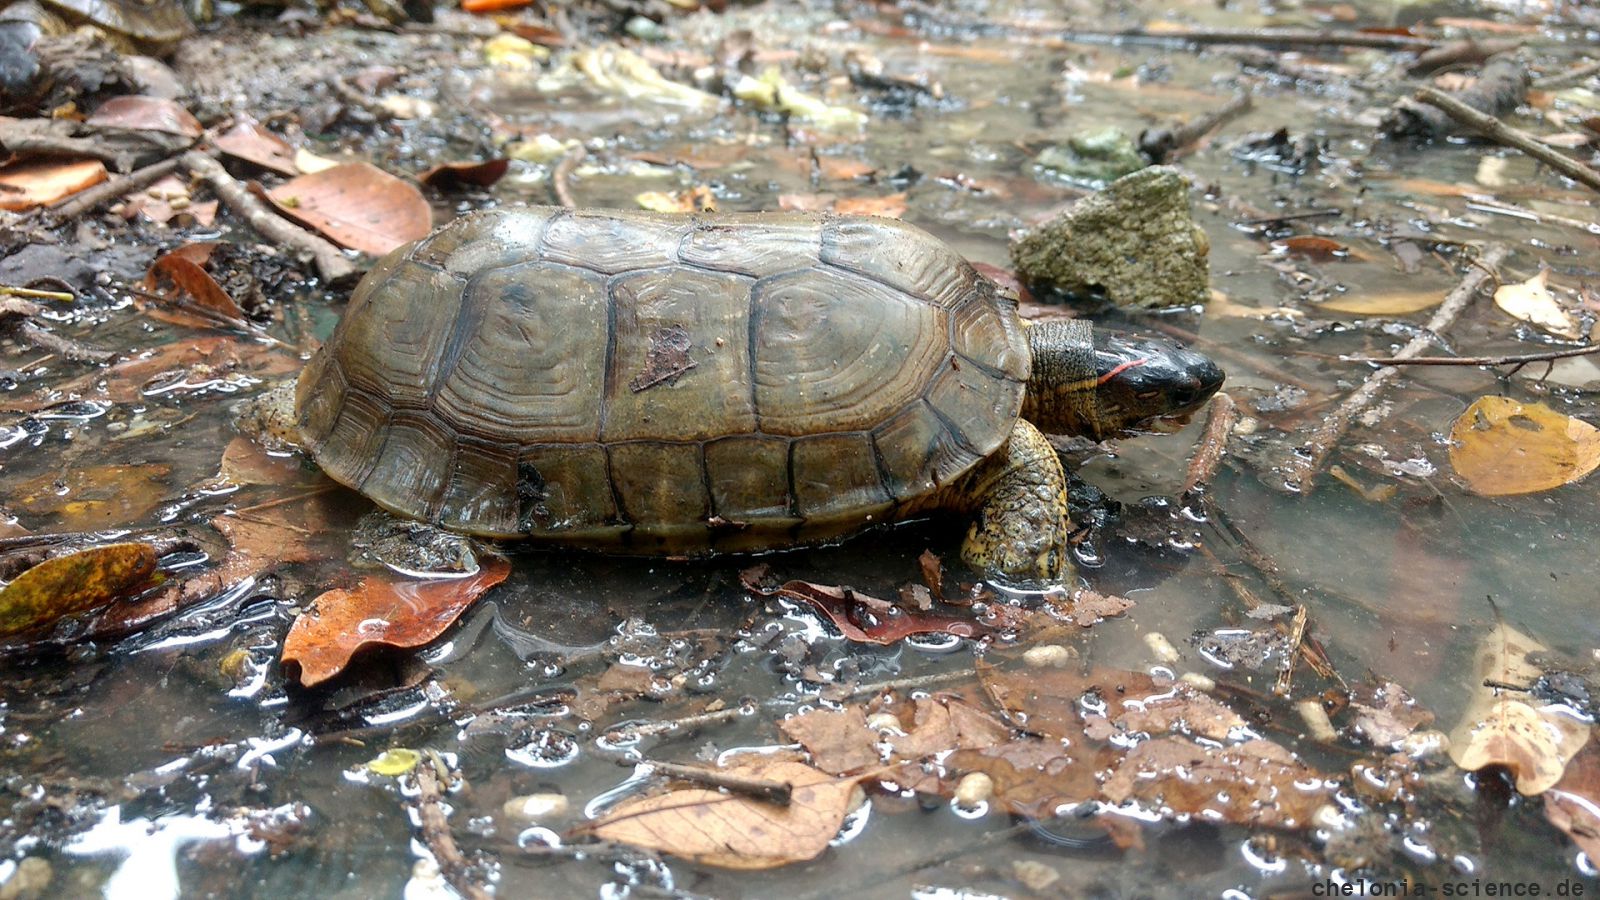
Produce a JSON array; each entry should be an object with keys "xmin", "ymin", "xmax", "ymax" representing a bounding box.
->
[{"xmin": 3, "ymin": 0, "xmax": 1600, "ymax": 897}]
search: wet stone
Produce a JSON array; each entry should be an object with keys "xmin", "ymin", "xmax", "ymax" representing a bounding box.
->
[{"xmin": 350, "ymin": 510, "xmax": 478, "ymax": 575}]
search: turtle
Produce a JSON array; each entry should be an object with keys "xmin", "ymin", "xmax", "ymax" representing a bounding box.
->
[{"xmin": 289, "ymin": 206, "xmax": 1224, "ymax": 584}]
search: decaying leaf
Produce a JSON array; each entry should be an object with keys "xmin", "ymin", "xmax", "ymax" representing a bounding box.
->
[
  {"xmin": 777, "ymin": 192, "xmax": 908, "ymax": 218},
  {"xmin": 263, "ymin": 162, "xmax": 433, "ymax": 256},
  {"xmin": 1448, "ymin": 396, "xmax": 1600, "ymax": 496},
  {"xmin": 740, "ymin": 570, "xmax": 991, "ymax": 645},
  {"xmin": 781, "ymin": 707, "xmax": 881, "ymax": 775},
  {"xmin": 214, "ymin": 117, "xmax": 299, "ymax": 175},
  {"xmin": 1449, "ymin": 621, "xmax": 1591, "ymax": 795},
  {"xmin": 1348, "ymin": 680, "xmax": 1434, "ymax": 748},
  {"xmin": 590, "ymin": 759, "xmax": 858, "ymax": 870},
  {"xmin": 1545, "ymin": 734, "xmax": 1600, "ymax": 860},
  {"xmin": 634, "ymin": 186, "xmax": 716, "ymax": 213},
  {"xmin": 1316, "ymin": 290, "xmax": 1443, "ymax": 315},
  {"xmin": 283, "ymin": 556, "xmax": 512, "ymax": 686},
  {"xmin": 0, "ymin": 543, "xmax": 159, "ymax": 636},
  {"xmin": 981, "ymin": 663, "xmax": 1246, "ymax": 744},
  {"xmin": 1045, "ymin": 588, "xmax": 1135, "ymax": 627},
  {"xmin": 1101, "ymin": 738, "xmax": 1333, "ymax": 828},
  {"xmin": 85, "ymin": 95, "xmax": 203, "ymax": 138},
  {"xmin": 1494, "ymin": 268, "xmax": 1582, "ymax": 338},
  {"xmin": 142, "ymin": 249, "xmax": 250, "ymax": 330},
  {"xmin": 15, "ymin": 463, "xmax": 171, "ymax": 530},
  {"xmin": 218, "ymin": 436, "xmax": 327, "ymax": 488},
  {"xmin": 1270, "ymin": 235, "xmax": 1352, "ymax": 259},
  {"xmin": 418, "ymin": 159, "xmax": 510, "ymax": 191},
  {"xmin": 0, "ymin": 159, "xmax": 108, "ymax": 210}
]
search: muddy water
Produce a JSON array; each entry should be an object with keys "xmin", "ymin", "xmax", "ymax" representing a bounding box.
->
[{"xmin": 4, "ymin": 0, "xmax": 1600, "ymax": 897}]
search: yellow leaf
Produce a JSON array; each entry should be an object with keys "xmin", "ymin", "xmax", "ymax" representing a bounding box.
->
[
  {"xmin": 1494, "ymin": 268, "xmax": 1581, "ymax": 338},
  {"xmin": 0, "ymin": 543, "xmax": 159, "ymax": 636},
  {"xmin": 591, "ymin": 760, "xmax": 858, "ymax": 870},
  {"xmin": 1317, "ymin": 290, "xmax": 1444, "ymax": 315},
  {"xmin": 366, "ymin": 748, "xmax": 421, "ymax": 776},
  {"xmin": 484, "ymin": 33, "xmax": 548, "ymax": 69},
  {"xmin": 1448, "ymin": 396, "xmax": 1600, "ymax": 495}
]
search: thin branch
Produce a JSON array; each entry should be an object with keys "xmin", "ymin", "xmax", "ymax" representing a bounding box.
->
[
  {"xmin": 412, "ymin": 756, "xmax": 491, "ymax": 900},
  {"xmin": 179, "ymin": 151, "xmax": 358, "ymax": 282},
  {"xmin": 1182, "ymin": 391, "xmax": 1237, "ymax": 493},
  {"xmin": 1531, "ymin": 59, "xmax": 1600, "ymax": 91},
  {"xmin": 628, "ymin": 759, "xmax": 793, "ymax": 806},
  {"xmin": 1345, "ymin": 344, "xmax": 1600, "ymax": 367},
  {"xmin": 1414, "ymin": 86, "xmax": 1600, "ymax": 194},
  {"xmin": 1276, "ymin": 243, "xmax": 1510, "ymax": 493},
  {"xmin": 552, "ymin": 144, "xmax": 586, "ymax": 209},
  {"xmin": 1064, "ymin": 26, "xmax": 1436, "ymax": 51},
  {"xmin": 48, "ymin": 157, "xmax": 182, "ymax": 220}
]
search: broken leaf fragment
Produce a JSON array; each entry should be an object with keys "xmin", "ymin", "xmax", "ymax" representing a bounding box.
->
[
  {"xmin": 590, "ymin": 759, "xmax": 858, "ymax": 870},
  {"xmin": 366, "ymin": 748, "xmax": 421, "ymax": 776},
  {"xmin": 283, "ymin": 555, "xmax": 511, "ymax": 686},
  {"xmin": 1494, "ymin": 269, "xmax": 1581, "ymax": 339},
  {"xmin": 0, "ymin": 159, "xmax": 108, "ymax": 211},
  {"xmin": 0, "ymin": 543, "xmax": 159, "ymax": 637},
  {"xmin": 1448, "ymin": 396, "xmax": 1600, "ymax": 495}
]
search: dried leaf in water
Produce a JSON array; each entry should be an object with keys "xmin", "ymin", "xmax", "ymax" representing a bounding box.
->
[
  {"xmin": 1449, "ymin": 621, "xmax": 1591, "ymax": 795},
  {"xmin": 265, "ymin": 162, "xmax": 432, "ymax": 256},
  {"xmin": 1494, "ymin": 269, "xmax": 1582, "ymax": 338},
  {"xmin": 1270, "ymin": 235, "xmax": 1351, "ymax": 259},
  {"xmin": 15, "ymin": 463, "xmax": 170, "ymax": 529},
  {"xmin": 834, "ymin": 193, "xmax": 908, "ymax": 218},
  {"xmin": 780, "ymin": 707, "xmax": 881, "ymax": 774},
  {"xmin": 418, "ymin": 158, "xmax": 510, "ymax": 191},
  {"xmin": 1448, "ymin": 396, "xmax": 1600, "ymax": 496},
  {"xmin": 1349, "ymin": 680, "xmax": 1434, "ymax": 748},
  {"xmin": 214, "ymin": 117, "xmax": 299, "ymax": 175},
  {"xmin": 218, "ymin": 435, "xmax": 326, "ymax": 487},
  {"xmin": 590, "ymin": 759, "xmax": 857, "ymax": 870},
  {"xmin": 1316, "ymin": 290, "xmax": 1444, "ymax": 315},
  {"xmin": 283, "ymin": 556, "xmax": 511, "ymax": 686},
  {"xmin": 85, "ymin": 96, "xmax": 203, "ymax": 138},
  {"xmin": 740, "ymin": 572, "xmax": 991, "ymax": 645},
  {"xmin": 0, "ymin": 159, "xmax": 108, "ymax": 211},
  {"xmin": 142, "ymin": 250, "xmax": 249, "ymax": 330},
  {"xmin": 945, "ymin": 739, "xmax": 1103, "ymax": 818},
  {"xmin": 634, "ymin": 186, "xmax": 716, "ymax": 213},
  {"xmin": 1545, "ymin": 735, "xmax": 1600, "ymax": 860},
  {"xmin": 1101, "ymin": 738, "xmax": 1333, "ymax": 829},
  {"xmin": 0, "ymin": 543, "xmax": 159, "ymax": 636}
]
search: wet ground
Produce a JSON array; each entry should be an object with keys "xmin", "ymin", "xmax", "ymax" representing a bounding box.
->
[{"xmin": 3, "ymin": 0, "xmax": 1600, "ymax": 897}]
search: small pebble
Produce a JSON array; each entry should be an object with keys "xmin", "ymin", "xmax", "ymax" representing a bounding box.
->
[
  {"xmin": 0, "ymin": 857, "xmax": 52, "ymax": 900},
  {"xmin": 1295, "ymin": 698, "xmax": 1337, "ymax": 742},
  {"xmin": 1397, "ymin": 729, "xmax": 1450, "ymax": 760},
  {"xmin": 866, "ymin": 712, "xmax": 901, "ymax": 733},
  {"xmin": 1022, "ymin": 644, "xmax": 1073, "ymax": 668},
  {"xmin": 953, "ymin": 771, "xmax": 993, "ymax": 807},
  {"xmin": 502, "ymin": 792, "xmax": 569, "ymax": 824},
  {"xmin": 1010, "ymin": 859, "xmax": 1060, "ymax": 893},
  {"xmin": 1143, "ymin": 631, "xmax": 1180, "ymax": 664},
  {"xmin": 1179, "ymin": 671, "xmax": 1215, "ymax": 692}
]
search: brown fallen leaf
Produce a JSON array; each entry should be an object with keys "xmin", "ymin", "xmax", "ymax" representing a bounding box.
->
[
  {"xmin": 218, "ymin": 435, "xmax": 327, "ymax": 487},
  {"xmin": 15, "ymin": 463, "xmax": 171, "ymax": 530},
  {"xmin": 85, "ymin": 96, "xmax": 203, "ymax": 139},
  {"xmin": 1316, "ymin": 290, "xmax": 1443, "ymax": 315},
  {"xmin": 780, "ymin": 707, "xmax": 882, "ymax": 775},
  {"xmin": 980, "ymin": 663, "xmax": 1246, "ymax": 744},
  {"xmin": 1270, "ymin": 235, "xmax": 1353, "ymax": 260},
  {"xmin": 3, "ymin": 334, "xmax": 299, "ymax": 413},
  {"xmin": 589, "ymin": 758, "xmax": 858, "ymax": 870},
  {"xmin": 0, "ymin": 543, "xmax": 160, "ymax": 636},
  {"xmin": 283, "ymin": 555, "xmax": 512, "ymax": 686},
  {"xmin": 1545, "ymin": 733, "xmax": 1600, "ymax": 860},
  {"xmin": 213, "ymin": 117, "xmax": 299, "ymax": 175},
  {"xmin": 634, "ymin": 185, "xmax": 716, "ymax": 213},
  {"xmin": 1348, "ymin": 680, "xmax": 1434, "ymax": 748},
  {"xmin": 946, "ymin": 739, "xmax": 1105, "ymax": 818},
  {"xmin": 777, "ymin": 192, "xmax": 909, "ymax": 218},
  {"xmin": 1046, "ymin": 587, "xmax": 1134, "ymax": 627},
  {"xmin": 1101, "ymin": 737, "xmax": 1333, "ymax": 828},
  {"xmin": 418, "ymin": 158, "xmax": 510, "ymax": 191},
  {"xmin": 263, "ymin": 162, "xmax": 433, "ymax": 256},
  {"xmin": 142, "ymin": 248, "xmax": 250, "ymax": 330},
  {"xmin": 740, "ymin": 571, "xmax": 992, "ymax": 645},
  {"xmin": 1448, "ymin": 396, "xmax": 1600, "ymax": 496},
  {"xmin": 0, "ymin": 159, "xmax": 108, "ymax": 210}
]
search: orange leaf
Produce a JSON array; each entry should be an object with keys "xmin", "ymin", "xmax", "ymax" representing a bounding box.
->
[
  {"xmin": 264, "ymin": 162, "xmax": 433, "ymax": 256},
  {"xmin": 418, "ymin": 158, "xmax": 509, "ymax": 191},
  {"xmin": 284, "ymin": 555, "xmax": 511, "ymax": 686},
  {"xmin": 1271, "ymin": 235, "xmax": 1352, "ymax": 260},
  {"xmin": 142, "ymin": 249, "xmax": 249, "ymax": 329},
  {"xmin": 85, "ymin": 96, "xmax": 203, "ymax": 139},
  {"xmin": 0, "ymin": 159, "xmax": 107, "ymax": 211},
  {"xmin": 463, "ymin": 0, "xmax": 530, "ymax": 11},
  {"xmin": 214, "ymin": 117, "xmax": 299, "ymax": 175},
  {"xmin": 834, "ymin": 193, "xmax": 908, "ymax": 218}
]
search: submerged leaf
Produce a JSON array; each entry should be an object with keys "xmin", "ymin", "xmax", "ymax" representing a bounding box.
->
[
  {"xmin": 590, "ymin": 759, "xmax": 857, "ymax": 870},
  {"xmin": 1494, "ymin": 269, "xmax": 1581, "ymax": 338},
  {"xmin": 1316, "ymin": 290, "xmax": 1443, "ymax": 315},
  {"xmin": 1545, "ymin": 735, "xmax": 1600, "ymax": 859},
  {"xmin": 1101, "ymin": 738, "xmax": 1333, "ymax": 828},
  {"xmin": 1448, "ymin": 396, "xmax": 1600, "ymax": 495},
  {"xmin": 283, "ymin": 556, "xmax": 511, "ymax": 686},
  {"xmin": 0, "ymin": 543, "xmax": 159, "ymax": 636}
]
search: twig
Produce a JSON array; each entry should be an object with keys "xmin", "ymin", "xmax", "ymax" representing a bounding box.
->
[
  {"xmin": 1182, "ymin": 392, "xmax": 1237, "ymax": 493},
  {"xmin": 1406, "ymin": 38, "xmax": 1522, "ymax": 76},
  {"xmin": 179, "ymin": 151, "xmax": 358, "ymax": 282},
  {"xmin": 15, "ymin": 321, "xmax": 114, "ymax": 364},
  {"xmin": 1238, "ymin": 209, "xmax": 1342, "ymax": 228},
  {"xmin": 628, "ymin": 759, "xmax": 793, "ymax": 805},
  {"xmin": 1065, "ymin": 26, "xmax": 1435, "ymax": 51},
  {"xmin": 1414, "ymin": 86, "xmax": 1600, "ymax": 194},
  {"xmin": 552, "ymin": 144, "xmax": 586, "ymax": 209},
  {"xmin": 412, "ymin": 754, "xmax": 491, "ymax": 900},
  {"xmin": 0, "ymin": 285, "xmax": 75, "ymax": 302},
  {"xmin": 1273, "ymin": 605, "xmax": 1309, "ymax": 697},
  {"xmin": 48, "ymin": 157, "xmax": 182, "ymax": 220},
  {"xmin": 1140, "ymin": 92, "xmax": 1252, "ymax": 163},
  {"xmin": 1345, "ymin": 344, "xmax": 1600, "ymax": 367},
  {"xmin": 1532, "ymin": 59, "xmax": 1600, "ymax": 91},
  {"xmin": 1276, "ymin": 243, "xmax": 1510, "ymax": 493}
]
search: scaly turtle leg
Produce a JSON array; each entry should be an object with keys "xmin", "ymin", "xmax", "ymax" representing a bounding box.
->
[{"xmin": 953, "ymin": 419, "xmax": 1073, "ymax": 584}]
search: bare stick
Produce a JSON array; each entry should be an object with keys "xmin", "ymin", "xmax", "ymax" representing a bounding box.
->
[
  {"xmin": 1066, "ymin": 26, "xmax": 1435, "ymax": 51},
  {"xmin": 179, "ymin": 151, "xmax": 358, "ymax": 282},
  {"xmin": 1532, "ymin": 59, "xmax": 1600, "ymax": 91},
  {"xmin": 1414, "ymin": 86, "xmax": 1600, "ymax": 194},
  {"xmin": 413, "ymin": 755, "xmax": 491, "ymax": 900},
  {"xmin": 1182, "ymin": 392, "xmax": 1237, "ymax": 493},
  {"xmin": 1273, "ymin": 605, "xmax": 1309, "ymax": 697},
  {"xmin": 1140, "ymin": 92, "xmax": 1252, "ymax": 163},
  {"xmin": 49, "ymin": 157, "xmax": 182, "ymax": 220},
  {"xmin": 552, "ymin": 144, "xmax": 586, "ymax": 209},
  {"xmin": 1345, "ymin": 344, "xmax": 1600, "ymax": 367},
  {"xmin": 628, "ymin": 759, "xmax": 793, "ymax": 806},
  {"xmin": 1277, "ymin": 243, "xmax": 1510, "ymax": 493}
]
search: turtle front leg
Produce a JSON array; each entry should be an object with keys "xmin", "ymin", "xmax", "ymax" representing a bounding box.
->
[{"xmin": 955, "ymin": 419, "xmax": 1073, "ymax": 585}]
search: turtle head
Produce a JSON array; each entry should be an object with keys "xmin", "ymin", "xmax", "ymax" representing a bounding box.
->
[{"xmin": 1021, "ymin": 319, "xmax": 1224, "ymax": 442}]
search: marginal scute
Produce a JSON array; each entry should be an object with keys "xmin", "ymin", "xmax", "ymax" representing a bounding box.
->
[
  {"xmin": 607, "ymin": 442, "xmax": 709, "ymax": 530},
  {"xmin": 412, "ymin": 207, "xmax": 555, "ymax": 277},
  {"xmin": 437, "ymin": 440, "xmax": 520, "ymax": 536},
  {"xmin": 602, "ymin": 266, "xmax": 756, "ymax": 442},
  {"xmin": 294, "ymin": 350, "xmax": 343, "ymax": 451},
  {"xmin": 331, "ymin": 260, "xmax": 463, "ymax": 405},
  {"xmin": 925, "ymin": 359, "xmax": 1024, "ymax": 459},
  {"xmin": 679, "ymin": 215, "xmax": 823, "ymax": 276},
  {"xmin": 752, "ymin": 266, "xmax": 947, "ymax": 436},
  {"xmin": 313, "ymin": 387, "xmax": 388, "ymax": 491},
  {"xmin": 791, "ymin": 432, "xmax": 892, "ymax": 518},
  {"xmin": 705, "ymin": 435, "xmax": 794, "ymax": 522},
  {"xmin": 520, "ymin": 444, "xmax": 619, "ymax": 535},
  {"xmin": 951, "ymin": 286, "xmax": 1030, "ymax": 382},
  {"xmin": 872, "ymin": 400, "xmax": 983, "ymax": 499},
  {"xmin": 360, "ymin": 413, "xmax": 458, "ymax": 522}
]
